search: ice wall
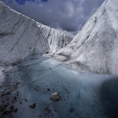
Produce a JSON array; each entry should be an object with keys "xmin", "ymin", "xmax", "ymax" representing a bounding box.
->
[
  {"xmin": 55, "ymin": 0, "xmax": 118, "ymax": 75},
  {"xmin": 0, "ymin": 2, "xmax": 73, "ymax": 65}
]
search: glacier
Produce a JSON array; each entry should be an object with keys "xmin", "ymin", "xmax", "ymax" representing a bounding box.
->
[
  {"xmin": 0, "ymin": 0, "xmax": 118, "ymax": 118},
  {"xmin": 0, "ymin": 2, "xmax": 73, "ymax": 65},
  {"xmin": 55, "ymin": 0, "xmax": 118, "ymax": 75}
]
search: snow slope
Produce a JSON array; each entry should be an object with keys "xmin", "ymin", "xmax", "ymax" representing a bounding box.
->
[
  {"xmin": 0, "ymin": 2, "xmax": 73, "ymax": 65},
  {"xmin": 55, "ymin": 0, "xmax": 118, "ymax": 75}
]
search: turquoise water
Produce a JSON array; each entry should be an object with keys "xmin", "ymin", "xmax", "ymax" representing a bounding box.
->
[{"xmin": 0, "ymin": 55, "xmax": 118, "ymax": 118}]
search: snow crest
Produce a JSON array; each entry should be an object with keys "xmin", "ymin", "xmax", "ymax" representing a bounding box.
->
[{"xmin": 0, "ymin": 2, "xmax": 73, "ymax": 65}]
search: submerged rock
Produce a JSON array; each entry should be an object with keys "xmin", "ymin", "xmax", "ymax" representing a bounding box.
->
[
  {"xmin": 13, "ymin": 108, "xmax": 18, "ymax": 113},
  {"xmin": 50, "ymin": 92, "xmax": 62, "ymax": 102},
  {"xmin": 29, "ymin": 103, "xmax": 36, "ymax": 109}
]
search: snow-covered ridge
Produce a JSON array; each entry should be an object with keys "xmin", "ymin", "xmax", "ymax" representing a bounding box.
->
[
  {"xmin": 0, "ymin": 2, "xmax": 73, "ymax": 65},
  {"xmin": 55, "ymin": 0, "xmax": 118, "ymax": 75}
]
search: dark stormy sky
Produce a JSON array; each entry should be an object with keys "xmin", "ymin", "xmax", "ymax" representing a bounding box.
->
[{"xmin": 0, "ymin": 0, "xmax": 104, "ymax": 34}]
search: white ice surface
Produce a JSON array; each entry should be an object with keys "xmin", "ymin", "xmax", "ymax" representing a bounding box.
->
[
  {"xmin": 0, "ymin": 2, "xmax": 73, "ymax": 65},
  {"xmin": 55, "ymin": 0, "xmax": 118, "ymax": 75}
]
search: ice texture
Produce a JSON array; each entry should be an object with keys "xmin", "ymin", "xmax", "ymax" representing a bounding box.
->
[
  {"xmin": 0, "ymin": 2, "xmax": 73, "ymax": 65},
  {"xmin": 55, "ymin": 0, "xmax": 118, "ymax": 75}
]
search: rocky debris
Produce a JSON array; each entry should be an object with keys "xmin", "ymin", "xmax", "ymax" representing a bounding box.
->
[
  {"xmin": 0, "ymin": 105, "xmax": 8, "ymax": 111},
  {"xmin": 45, "ymin": 107, "xmax": 51, "ymax": 113},
  {"xmin": 45, "ymin": 51, "xmax": 49, "ymax": 54},
  {"xmin": 10, "ymin": 105, "xmax": 14, "ymax": 110},
  {"xmin": 47, "ymin": 88, "xmax": 50, "ymax": 91},
  {"xmin": 70, "ymin": 108, "xmax": 74, "ymax": 113},
  {"xmin": 0, "ymin": 80, "xmax": 21, "ymax": 117},
  {"xmin": 0, "ymin": 103, "xmax": 18, "ymax": 117},
  {"xmin": 13, "ymin": 108, "xmax": 18, "ymax": 112},
  {"xmin": 44, "ymin": 104, "xmax": 58, "ymax": 117},
  {"xmin": 29, "ymin": 103, "xmax": 36, "ymax": 109},
  {"xmin": 50, "ymin": 92, "xmax": 62, "ymax": 102}
]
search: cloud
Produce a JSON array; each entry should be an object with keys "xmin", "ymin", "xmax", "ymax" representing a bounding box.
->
[{"xmin": 0, "ymin": 0, "xmax": 104, "ymax": 34}]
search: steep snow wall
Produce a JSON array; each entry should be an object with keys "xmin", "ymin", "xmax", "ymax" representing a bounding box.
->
[
  {"xmin": 0, "ymin": 2, "xmax": 73, "ymax": 64},
  {"xmin": 55, "ymin": 0, "xmax": 118, "ymax": 75}
]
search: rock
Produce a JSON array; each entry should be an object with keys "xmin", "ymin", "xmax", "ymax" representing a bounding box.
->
[
  {"xmin": 13, "ymin": 108, "xmax": 18, "ymax": 112},
  {"xmin": 70, "ymin": 108, "xmax": 74, "ymax": 113},
  {"xmin": 50, "ymin": 92, "xmax": 62, "ymax": 102},
  {"xmin": 45, "ymin": 51, "xmax": 49, "ymax": 54},
  {"xmin": 10, "ymin": 105, "xmax": 14, "ymax": 110},
  {"xmin": 47, "ymin": 88, "xmax": 50, "ymax": 91},
  {"xmin": 29, "ymin": 103, "xmax": 36, "ymax": 109},
  {"xmin": 2, "ymin": 110, "xmax": 8, "ymax": 115}
]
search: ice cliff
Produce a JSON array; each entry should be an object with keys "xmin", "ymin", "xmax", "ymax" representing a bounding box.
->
[
  {"xmin": 0, "ymin": 2, "xmax": 73, "ymax": 65},
  {"xmin": 1, "ymin": 0, "xmax": 118, "ymax": 75},
  {"xmin": 55, "ymin": 0, "xmax": 118, "ymax": 75}
]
